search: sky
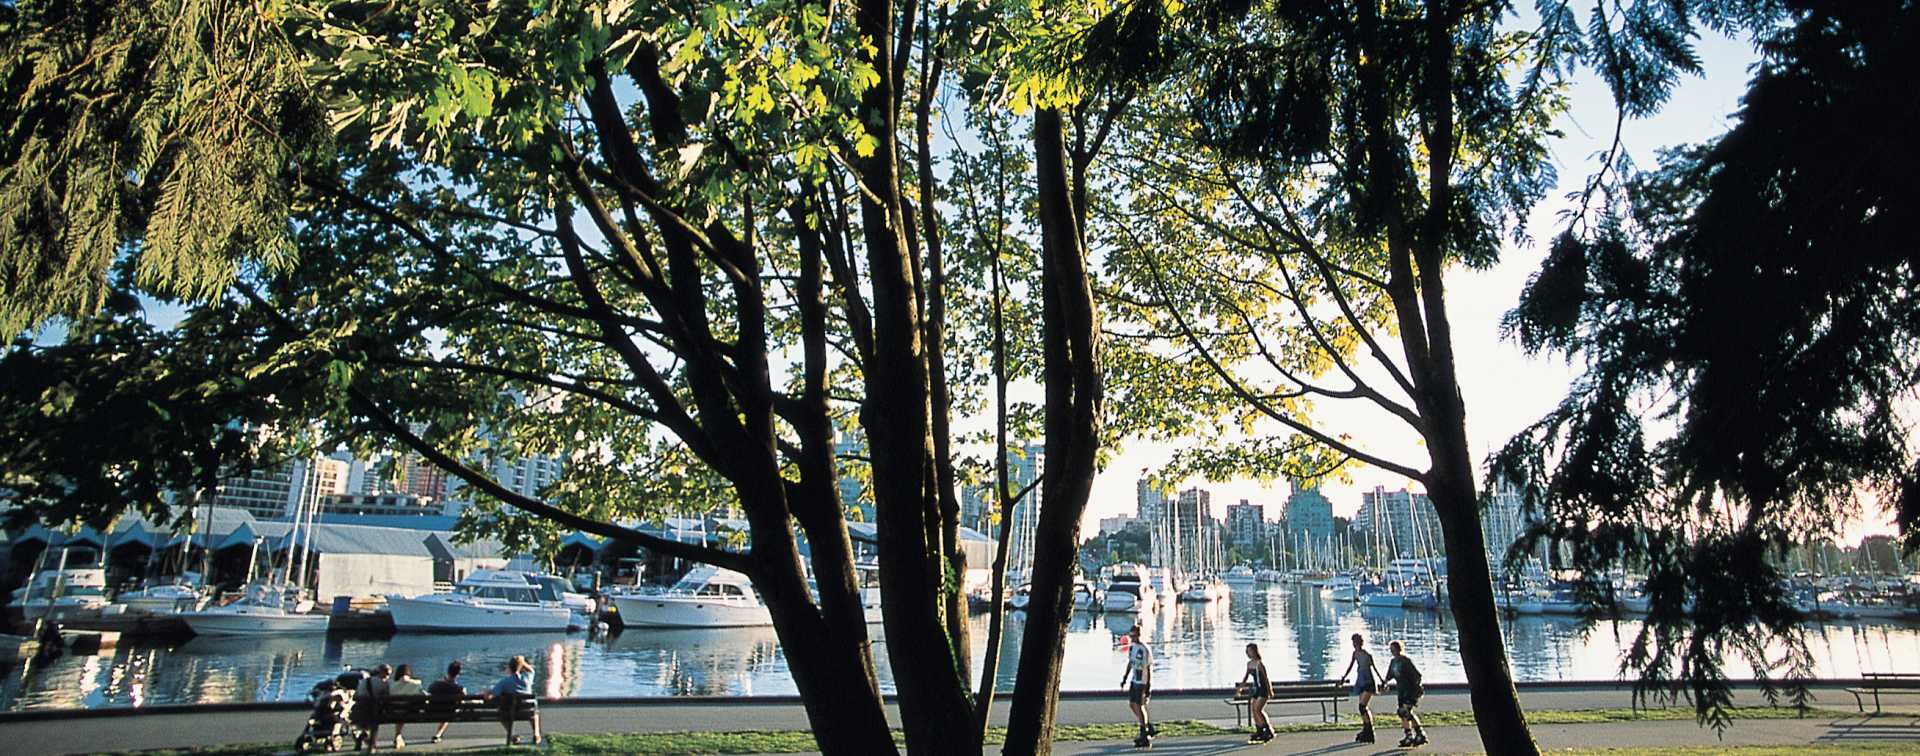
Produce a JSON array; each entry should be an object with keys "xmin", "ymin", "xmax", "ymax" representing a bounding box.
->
[{"xmin": 1075, "ymin": 32, "xmax": 1782, "ymax": 532}]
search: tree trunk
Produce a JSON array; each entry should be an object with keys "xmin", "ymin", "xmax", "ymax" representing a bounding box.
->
[
  {"xmin": 852, "ymin": 0, "xmax": 982, "ymax": 750},
  {"xmin": 974, "ymin": 205, "xmax": 1017, "ymax": 733},
  {"xmin": 742, "ymin": 495, "xmax": 899, "ymax": 755},
  {"xmin": 1003, "ymin": 106, "xmax": 1103, "ymax": 756},
  {"xmin": 1428, "ymin": 465, "xmax": 1538, "ymax": 756}
]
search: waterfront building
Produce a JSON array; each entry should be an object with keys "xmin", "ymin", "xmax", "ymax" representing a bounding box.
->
[
  {"xmin": 1225, "ymin": 500, "xmax": 1265, "ymax": 551},
  {"xmin": 1098, "ymin": 514, "xmax": 1138, "ymax": 536},
  {"xmin": 322, "ymin": 493, "xmax": 441, "ymax": 517},
  {"xmin": 212, "ymin": 456, "xmax": 348, "ymax": 520},
  {"xmin": 1135, "ymin": 475, "xmax": 1171, "ymax": 523},
  {"xmin": 1157, "ymin": 486, "xmax": 1216, "ymax": 575},
  {"xmin": 1356, "ymin": 485, "xmax": 1442, "ymax": 560},
  {"xmin": 1282, "ymin": 478, "xmax": 1335, "ymax": 544}
]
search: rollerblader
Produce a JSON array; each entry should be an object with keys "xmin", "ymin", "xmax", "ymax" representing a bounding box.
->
[
  {"xmin": 1339, "ymin": 633, "xmax": 1383, "ymax": 744},
  {"xmin": 1383, "ymin": 641, "xmax": 1428, "ymax": 748},
  {"xmin": 1120, "ymin": 625, "xmax": 1157, "ymax": 748},
  {"xmin": 1237, "ymin": 642, "xmax": 1273, "ymax": 743}
]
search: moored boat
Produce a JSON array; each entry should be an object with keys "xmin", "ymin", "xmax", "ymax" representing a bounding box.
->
[
  {"xmin": 180, "ymin": 583, "xmax": 329, "ymax": 636},
  {"xmin": 612, "ymin": 565, "xmax": 772, "ymax": 627},
  {"xmin": 387, "ymin": 570, "xmax": 575, "ymax": 632}
]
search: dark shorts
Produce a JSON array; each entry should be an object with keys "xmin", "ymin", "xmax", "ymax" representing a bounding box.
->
[
  {"xmin": 1128, "ymin": 682, "xmax": 1152, "ymax": 705},
  {"xmin": 1396, "ymin": 692, "xmax": 1422, "ymax": 714},
  {"xmin": 1351, "ymin": 679, "xmax": 1378, "ymax": 697}
]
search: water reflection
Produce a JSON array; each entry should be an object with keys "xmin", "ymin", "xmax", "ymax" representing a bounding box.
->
[{"xmin": 2, "ymin": 584, "xmax": 1917, "ymax": 711}]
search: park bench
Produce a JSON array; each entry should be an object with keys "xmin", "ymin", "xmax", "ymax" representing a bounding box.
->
[
  {"xmin": 359, "ymin": 693, "xmax": 537, "ymax": 747},
  {"xmin": 1224, "ymin": 680, "xmax": 1346, "ymax": 727},
  {"xmin": 1847, "ymin": 672, "xmax": 1920, "ymax": 714}
]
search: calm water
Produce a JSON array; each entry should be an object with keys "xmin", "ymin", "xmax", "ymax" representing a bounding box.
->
[{"xmin": 4, "ymin": 584, "xmax": 1916, "ymax": 711}]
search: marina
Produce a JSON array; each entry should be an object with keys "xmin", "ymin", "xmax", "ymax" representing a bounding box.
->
[{"xmin": 4, "ymin": 582, "xmax": 1915, "ymax": 712}]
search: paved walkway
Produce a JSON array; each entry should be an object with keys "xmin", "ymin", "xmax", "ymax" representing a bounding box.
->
[{"xmin": 5, "ymin": 684, "xmax": 1915, "ymax": 754}]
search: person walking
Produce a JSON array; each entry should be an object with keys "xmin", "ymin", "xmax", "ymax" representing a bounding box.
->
[
  {"xmin": 1338, "ymin": 633, "xmax": 1384, "ymax": 743},
  {"xmin": 1119, "ymin": 624, "xmax": 1157, "ymax": 747},
  {"xmin": 387, "ymin": 664, "xmax": 423, "ymax": 749},
  {"xmin": 425, "ymin": 661, "xmax": 466, "ymax": 744},
  {"xmin": 1383, "ymin": 641, "xmax": 1428, "ymax": 747},
  {"xmin": 486, "ymin": 656, "xmax": 542, "ymax": 746},
  {"xmin": 1237, "ymin": 643, "xmax": 1273, "ymax": 743}
]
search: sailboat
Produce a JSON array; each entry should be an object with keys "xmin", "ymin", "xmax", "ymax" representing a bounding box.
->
[{"xmin": 180, "ymin": 480, "xmax": 330, "ymax": 636}]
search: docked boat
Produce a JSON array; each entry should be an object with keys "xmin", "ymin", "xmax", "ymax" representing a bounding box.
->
[
  {"xmin": 1324, "ymin": 573, "xmax": 1359, "ymax": 602},
  {"xmin": 1009, "ymin": 583, "xmax": 1033, "ymax": 611},
  {"xmin": 1538, "ymin": 585, "xmax": 1585, "ymax": 615},
  {"xmin": 8, "ymin": 568, "xmax": 109, "ymax": 621},
  {"xmin": 1177, "ymin": 579, "xmax": 1228, "ymax": 603},
  {"xmin": 115, "ymin": 572, "xmax": 209, "ymax": 616},
  {"xmin": 1073, "ymin": 580, "xmax": 1103, "ymax": 611},
  {"xmin": 180, "ymin": 583, "xmax": 329, "ymax": 636},
  {"xmin": 612, "ymin": 565, "xmax": 772, "ymax": 627},
  {"xmin": 1361, "ymin": 586, "xmax": 1405, "ymax": 608},
  {"xmin": 1102, "ymin": 564, "xmax": 1155, "ymax": 613},
  {"xmin": 1222, "ymin": 565, "xmax": 1258, "ymax": 588},
  {"xmin": 388, "ymin": 570, "xmax": 575, "ymax": 632}
]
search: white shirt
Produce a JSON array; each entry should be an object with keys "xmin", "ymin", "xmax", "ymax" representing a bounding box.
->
[{"xmin": 1128, "ymin": 642, "xmax": 1152, "ymax": 684}]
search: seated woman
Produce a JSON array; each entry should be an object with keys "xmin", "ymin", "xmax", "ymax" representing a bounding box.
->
[
  {"xmin": 387, "ymin": 664, "xmax": 423, "ymax": 748},
  {"xmin": 486, "ymin": 656, "xmax": 542, "ymax": 746}
]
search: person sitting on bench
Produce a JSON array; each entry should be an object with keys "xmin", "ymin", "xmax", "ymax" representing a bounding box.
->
[{"xmin": 485, "ymin": 656, "xmax": 542, "ymax": 746}]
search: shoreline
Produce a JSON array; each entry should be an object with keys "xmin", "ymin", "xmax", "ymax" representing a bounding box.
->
[{"xmin": 0, "ymin": 678, "xmax": 1880, "ymax": 722}]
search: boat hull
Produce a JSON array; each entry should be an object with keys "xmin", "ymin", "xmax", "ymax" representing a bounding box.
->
[
  {"xmin": 1361, "ymin": 592, "xmax": 1405, "ymax": 608},
  {"xmin": 182, "ymin": 610, "xmax": 330, "ymax": 636},
  {"xmin": 387, "ymin": 596, "xmax": 573, "ymax": 632},
  {"xmin": 612, "ymin": 595, "xmax": 773, "ymax": 627}
]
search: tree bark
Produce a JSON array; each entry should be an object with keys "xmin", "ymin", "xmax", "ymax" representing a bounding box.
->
[{"xmin": 1003, "ymin": 107, "xmax": 1103, "ymax": 756}]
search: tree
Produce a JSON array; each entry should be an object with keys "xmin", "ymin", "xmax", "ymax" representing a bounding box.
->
[
  {"xmin": 0, "ymin": 1, "xmax": 1110, "ymax": 753},
  {"xmin": 1050, "ymin": 1, "xmax": 1785, "ymax": 752},
  {"xmin": 0, "ymin": 0, "xmax": 327, "ymax": 335},
  {"xmin": 1496, "ymin": 0, "xmax": 1920, "ymax": 727}
]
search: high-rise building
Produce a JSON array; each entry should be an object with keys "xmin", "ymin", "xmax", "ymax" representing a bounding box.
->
[
  {"xmin": 1356, "ymin": 485, "xmax": 1441, "ymax": 559},
  {"xmin": 213, "ymin": 456, "xmax": 348, "ymax": 520},
  {"xmin": 835, "ymin": 436, "xmax": 873, "ymax": 522},
  {"xmin": 1225, "ymin": 499, "xmax": 1265, "ymax": 551},
  {"xmin": 1098, "ymin": 514, "xmax": 1138, "ymax": 536},
  {"xmin": 1003, "ymin": 442, "xmax": 1044, "ymax": 579},
  {"xmin": 1135, "ymin": 474, "xmax": 1170, "ymax": 523},
  {"xmin": 1158, "ymin": 486, "xmax": 1216, "ymax": 574},
  {"xmin": 1283, "ymin": 477, "xmax": 1336, "ymax": 543},
  {"xmin": 954, "ymin": 443, "xmax": 1044, "ymax": 579}
]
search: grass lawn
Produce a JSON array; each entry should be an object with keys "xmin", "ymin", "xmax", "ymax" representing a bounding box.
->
[{"xmin": 103, "ymin": 706, "xmax": 1885, "ymax": 755}]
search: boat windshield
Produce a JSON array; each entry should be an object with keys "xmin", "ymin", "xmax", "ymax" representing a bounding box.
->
[
  {"xmin": 463, "ymin": 585, "xmax": 542, "ymax": 603},
  {"xmin": 533, "ymin": 578, "xmax": 568, "ymax": 601}
]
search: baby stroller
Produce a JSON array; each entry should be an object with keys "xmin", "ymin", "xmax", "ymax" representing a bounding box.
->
[{"xmin": 294, "ymin": 669, "xmax": 367, "ymax": 752}]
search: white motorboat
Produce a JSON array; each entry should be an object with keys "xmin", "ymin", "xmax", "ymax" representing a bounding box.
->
[
  {"xmin": 1009, "ymin": 584, "xmax": 1033, "ymax": 611},
  {"xmin": 180, "ymin": 584, "xmax": 329, "ymax": 636},
  {"xmin": 115, "ymin": 573, "xmax": 209, "ymax": 616},
  {"xmin": 9, "ymin": 568, "xmax": 109, "ymax": 621},
  {"xmin": 1325, "ymin": 574, "xmax": 1359, "ymax": 602},
  {"xmin": 612, "ymin": 565, "xmax": 772, "ymax": 627},
  {"xmin": 1222, "ymin": 565, "xmax": 1258, "ymax": 587},
  {"xmin": 1073, "ymin": 580, "xmax": 1103, "ymax": 611},
  {"xmin": 388, "ymin": 570, "xmax": 576, "ymax": 632},
  {"xmin": 1102, "ymin": 564, "xmax": 1155, "ymax": 613},
  {"xmin": 1177, "ymin": 579, "xmax": 1227, "ymax": 603}
]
